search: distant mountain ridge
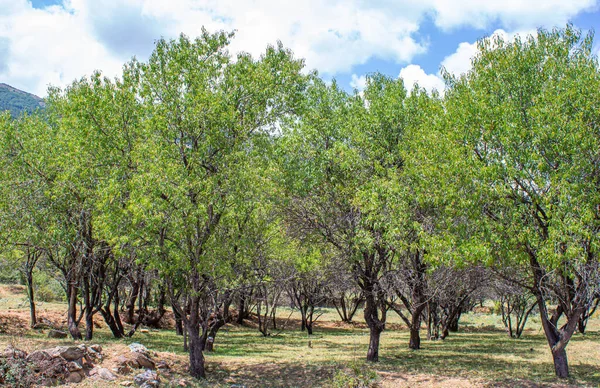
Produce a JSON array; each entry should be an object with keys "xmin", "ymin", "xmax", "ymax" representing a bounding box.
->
[{"xmin": 0, "ymin": 83, "xmax": 45, "ymax": 117}]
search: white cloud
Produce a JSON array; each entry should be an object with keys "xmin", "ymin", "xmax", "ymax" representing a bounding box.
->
[
  {"xmin": 440, "ymin": 29, "xmax": 537, "ymax": 77},
  {"xmin": 397, "ymin": 28, "xmax": 540, "ymax": 94},
  {"xmin": 398, "ymin": 65, "xmax": 445, "ymax": 94},
  {"xmin": 0, "ymin": 0, "xmax": 594, "ymax": 96},
  {"xmin": 350, "ymin": 74, "xmax": 367, "ymax": 91},
  {"xmin": 440, "ymin": 42, "xmax": 477, "ymax": 76},
  {"xmin": 429, "ymin": 0, "xmax": 596, "ymax": 30},
  {"xmin": 0, "ymin": 0, "xmax": 124, "ymax": 96}
]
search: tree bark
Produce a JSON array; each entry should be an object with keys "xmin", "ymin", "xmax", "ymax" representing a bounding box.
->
[
  {"xmin": 367, "ymin": 325, "xmax": 382, "ymax": 362},
  {"xmin": 85, "ymin": 310, "xmax": 94, "ymax": 341},
  {"xmin": 188, "ymin": 331, "xmax": 206, "ymax": 379},
  {"xmin": 26, "ymin": 270, "xmax": 36, "ymax": 328},
  {"xmin": 409, "ymin": 327, "xmax": 421, "ymax": 350},
  {"xmin": 552, "ymin": 347, "xmax": 569, "ymax": 379},
  {"xmin": 100, "ymin": 306, "xmax": 124, "ymax": 338},
  {"xmin": 67, "ymin": 283, "xmax": 82, "ymax": 340},
  {"xmin": 236, "ymin": 293, "xmax": 247, "ymax": 324},
  {"xmin": 173, "ymin": 304, "xmax": 184, "ymax": 335}
]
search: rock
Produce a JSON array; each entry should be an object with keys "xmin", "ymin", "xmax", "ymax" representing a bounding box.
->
[
  {"xmin": 97, "ymin": 367, "xmax": 117, "ymax": 381},
  {"xmin": 2, "ymin": 347, "xmax": 27, "ymax": 359},
  {"xmin": 134, "ymin": 352, "xmax": 155, "ymax": 370},
  {"xmin": 66, "ymin": 371, "xmax": 84, "ymax": 383},
  {"xmin": 129, "ymin": 343, "xmax": 149, "ymax": 354},
  {"xmin": 178, "ymin": 379, "xmax": 188, "ymax": 387},
  {"xmin": 140, "ymin": 328, "xmax": 149, "ymax": 334},
  {"xmin": 67, "ymin": 361, "xmax": 83, "ymax": 372},
  {"xmin": 26, "ymin": 350, "xmax": 52, "ymax": 363},
  {"xmin": 134, "ymin": 370, "xmax": 159, "ymax": 387},
  {"xmin": 121, "ymin": 382, "xmax": 133, "ymax": 387},
  {"xmin": 119, "ymin": 350, "xmax": 155, "ymax": 370},
  {"xmin": 49, "ymin": 346, "xmax": 84, "ymax": 361},
  {"xmin": 90, "ymin": 344, "xmax": 102, "ymax": 353},
  {"xmin": 87, "ymin": 348, "xmax": 102, "ymax": 362},
  {"xmin": 47, "ymin": 329, "xmax": 68, "ymax": 339},
  {"xmin": 156, "ymin": 360, "xmax": 170, "ymax": 370},
  {"xmin": 118, "ymin": 354, "xmax": 141, "ymax": 368},
  {"xmin": 117, "ymin": 364, "xmax": 133, "ymax": 375}
]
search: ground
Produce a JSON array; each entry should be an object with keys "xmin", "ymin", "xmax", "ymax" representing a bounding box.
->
[{"xmin": 0, "ymin": 285, "xmax": 599, "ymax": 387}]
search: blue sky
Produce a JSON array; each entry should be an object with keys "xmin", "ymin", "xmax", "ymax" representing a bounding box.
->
[{"xmin": 1, "ymin": 0, "xmax": 599, "ymax": 96}]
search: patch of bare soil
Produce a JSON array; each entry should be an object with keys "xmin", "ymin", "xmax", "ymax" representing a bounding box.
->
[{"xmin": 379, "ymin": 372, "xmax": 484, "ymax": 387}]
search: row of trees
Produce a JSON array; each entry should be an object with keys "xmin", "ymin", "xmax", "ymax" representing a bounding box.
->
[{"xmin": 1, "ymin": 26, "xmax": 599, "ymax": 379}]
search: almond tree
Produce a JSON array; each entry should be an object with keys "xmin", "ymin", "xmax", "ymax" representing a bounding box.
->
[
  {"xmin": 129, "ymin": 30, "xmax": 306, "ymax": 379},
  {"xmin": 442, "ymin": 26, "xmax": 600, "ymax": 378}
]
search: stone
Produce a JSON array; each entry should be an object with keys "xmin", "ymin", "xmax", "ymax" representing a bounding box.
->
[
  {"xmin": 90, "ymin": 344, "xmax": 102, "ymax": 353},
  {"xmin": 49, "ymin": 346, "xmax": 84, "ymax": 361},
  {"xmin": 134, "ymin": 370, "xmax": 159, "ymax": 387},
  {"xmin": 2, "ymin": 347, "xmax": 27, "ymax": 359},
  {"xmin": 26, "ymin": 350, "xmax": 52, "ymax": 363},
  {"xmin": 121, "ymin": 382, "xmax": 133, "ymax": 387},
  {"xmin": 66, "ymin": 371, "xmax": 84, "ymax": 384},
  {"xmin": 156, "ymin": 360, "xmax": 170, "ymax": 370},
  {"xmin": 47, "ymin": 329, "xmax": 68, "ymax": 339},
  {"xmin": 67, "ymin": 361, "xmax": 83, "ymax": 372},
  {"xmin": 118, "ymin": 354, "xmax": 141, "ymax": 368},
  {"xmin": 118, "ymin": 364, "xmax": 132, "ymax": 375},
  {"xmin": 97, "ymin": 367, "xmax": 117, "ymax": 381},
  {"xmin": 134, "ymin": 352, "xmax": 155, "ymax": 370},
  {"xmin": 128, "ymin": 343, "xmax": 149, "ymax": 354}
]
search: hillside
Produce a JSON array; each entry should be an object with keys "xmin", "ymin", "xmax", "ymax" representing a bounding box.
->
[{"xmin": 0, "ymin": 83, "xmax": 45, "ymax": 117}]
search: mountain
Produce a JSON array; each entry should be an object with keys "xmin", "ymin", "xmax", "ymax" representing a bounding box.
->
[{"xmin": 0, "ymin": 83, "xmax": 45, "ymax": 117}]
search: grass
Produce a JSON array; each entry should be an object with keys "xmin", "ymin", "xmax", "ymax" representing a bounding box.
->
[{"xmin": 0, "ymin": 284, "xmax": 599, "ymax": 387}]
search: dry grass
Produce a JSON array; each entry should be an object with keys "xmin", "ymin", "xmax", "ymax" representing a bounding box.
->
[{"xmin": 0, "ymin": 284, "xmax": 599, "ymax": 387}]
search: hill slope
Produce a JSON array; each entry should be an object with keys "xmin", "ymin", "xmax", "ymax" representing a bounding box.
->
[{"xmin": 0, "ymin": 83, "xmax": 45, "ymax": 117}]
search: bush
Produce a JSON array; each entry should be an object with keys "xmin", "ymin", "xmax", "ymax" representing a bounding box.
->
[
  {"xmin": 33, "ymin": 271, "xmax": 64, "ymax": 303},
  {"xmin": 0, "ymin": 258, "xmax": 20, "ymax": 284}
]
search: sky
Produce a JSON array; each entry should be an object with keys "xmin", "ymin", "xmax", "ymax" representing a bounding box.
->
[{"xmin": 1, "ymin": 0, "xmax": 600, "ymax": 97}]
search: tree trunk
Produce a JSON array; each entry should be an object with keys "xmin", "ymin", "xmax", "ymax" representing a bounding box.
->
[
  {"xmin": 67, "ymin": 283, "xmax": 82, "ymax": 340},
  {"xmin": 552, "ymin": 347, "xmax": 569, "ymax": 379},
  {"xmin": 100, "ymin": 307, "xmax": 124, "ymax": 338},
  {"xmin": 126, "ymin": 280, "xmax": 139, "ymax": 323},
  {"xmin": 236, "ymin": 294, "xmax": 246, "ymax": 324},
  {"xmin": 85, "ymin": 310, "xmax": 94, "ymax": 340},
  {"xmin": 306, "ymin": 323, "xmax": 313, "ymax": 335},
  {"xmin": 174, "ymin": 305, "xmax": 184, "ymax": 335},
  {"xmin": 409, "ymin": 327, "xmax": 421, "ymax": 350},
  {"xmin": 188, "ymin": 332, "xmax": 206, "ymax": 379},
  {"xmin": 26, "ymin": 270, "xmax": 36, "ymax": 328},
  {"xmin": 364, "ymin": 288, "xmax": 384, "ymax": 362},
  {"xmin": 408, "ymin": 302, "xmax": 425, "ymax": 349},
  {"xmin": 448, "ymin": 312, "xmax": 460, "ymax": 332},
  {"xmin": 366, "ymin": 325, "xmax": 382, "ymax": 362}
]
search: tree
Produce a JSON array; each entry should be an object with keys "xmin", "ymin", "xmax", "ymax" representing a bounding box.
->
[
  {"xmin": 493, "ymin": 275, "xmax": 537, "ymax": 339},
  {"xmin": 284, "ymin": 246, "xmax": 329, "ymax": 335},
  {"xmin": 442, "ymin": 26, "xmax": 600, "ymax": 378},
  {"xmin": 129, "ymin": 30, "xmax": 307, "ymax": 378}
]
